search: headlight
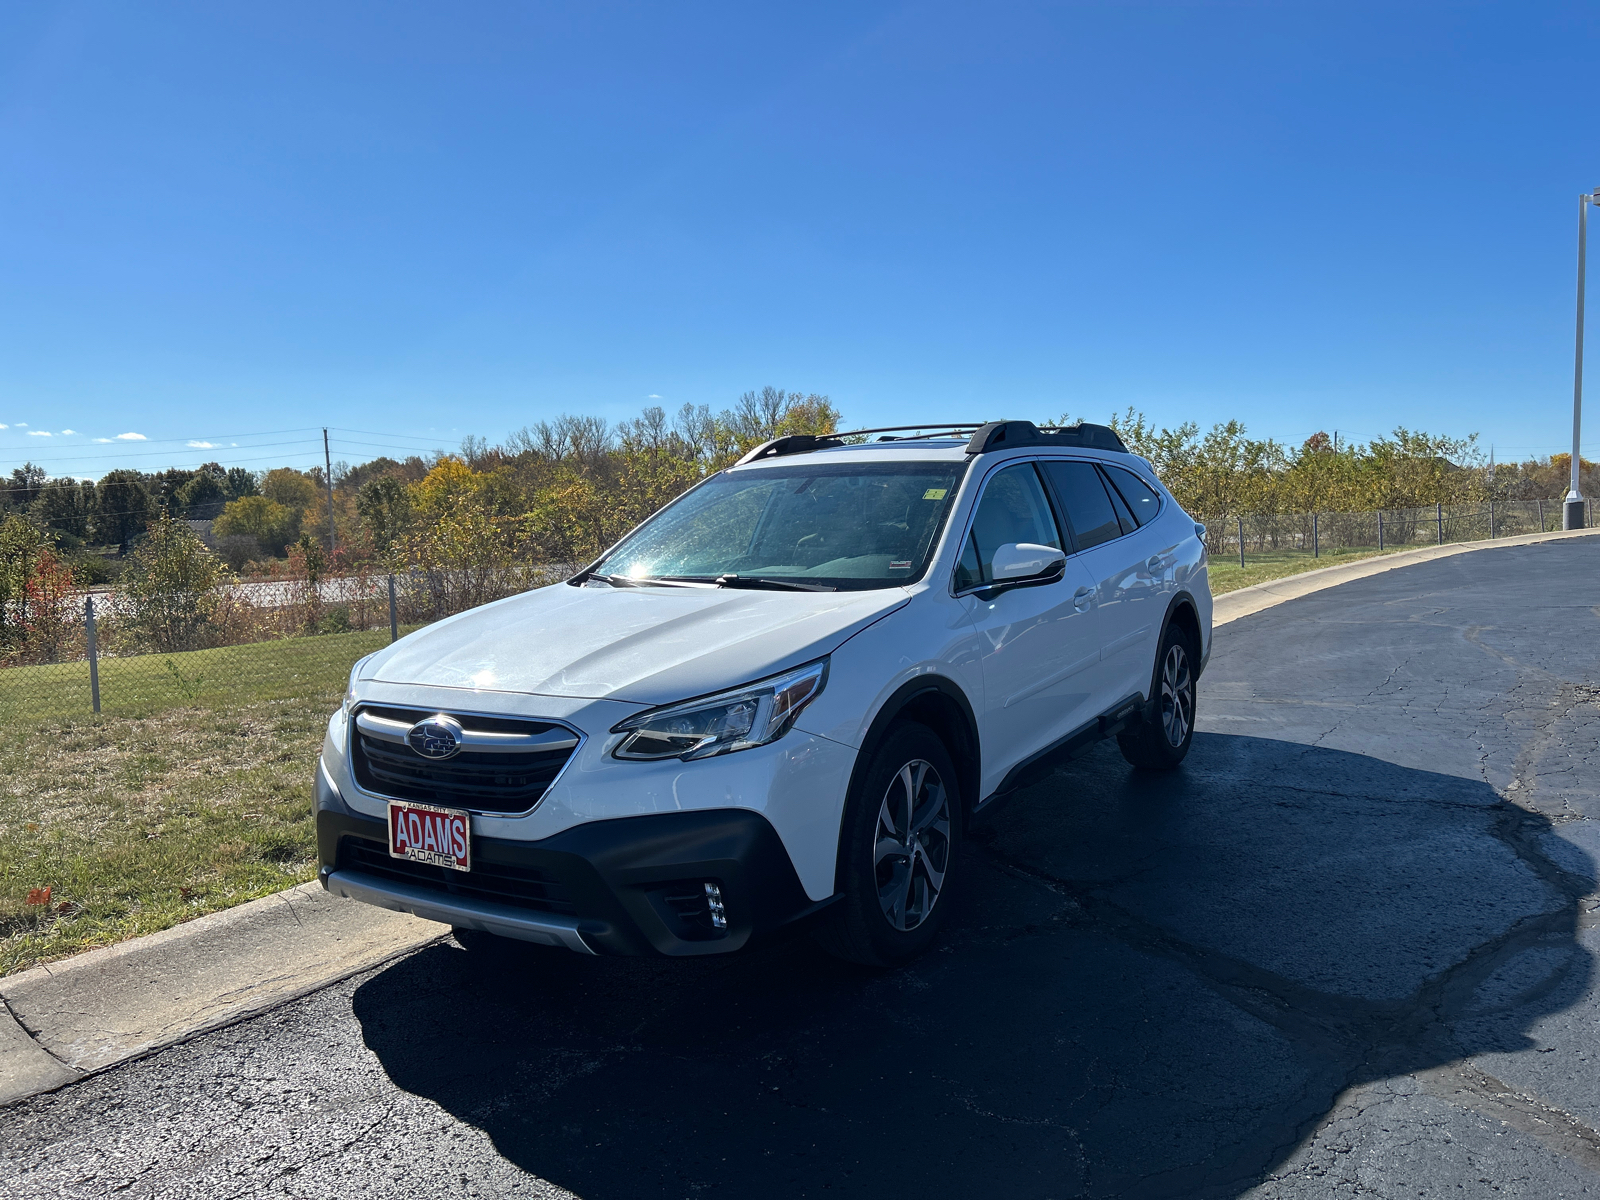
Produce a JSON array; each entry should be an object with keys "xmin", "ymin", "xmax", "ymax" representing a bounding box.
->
[
  {"xmin": 343, "ymin": 655, "xmax": 372, "ymax": 715},
  {"xmin": 611, "ymin": 659, "xmax": 829, "ymax": 761}
]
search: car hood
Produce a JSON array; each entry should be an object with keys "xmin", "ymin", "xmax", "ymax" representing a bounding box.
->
[{"xmin": 361, "ymin": 583, "xmax": 910, "ymax": 706}]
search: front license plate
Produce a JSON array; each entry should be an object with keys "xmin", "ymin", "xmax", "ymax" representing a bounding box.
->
[{"xmin": 388, "ymin": 800, "xmax": 471, "ymax": 872}]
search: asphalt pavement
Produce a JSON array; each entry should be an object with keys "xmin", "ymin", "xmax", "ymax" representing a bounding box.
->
[{"xmin": 3, "ymin": 537, "xmax": 1598, "ymax": 1199}]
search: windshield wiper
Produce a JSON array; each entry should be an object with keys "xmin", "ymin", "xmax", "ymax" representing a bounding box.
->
[
  {"xmin": 713, "ymin": 574, "xmax": 837, "ymax": 592},
  {"xmin": 592, "ymin": 573, "xmax": 708, "ymax": 589}
]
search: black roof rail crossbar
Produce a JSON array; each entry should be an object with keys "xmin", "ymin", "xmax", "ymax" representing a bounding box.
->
[{"xmin": 965, "ymin": 420, "xmax": 1127, "ymax": 455}]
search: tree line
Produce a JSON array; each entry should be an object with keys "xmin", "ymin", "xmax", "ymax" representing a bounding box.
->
[{"xmin": 0, "ymin": 387, "xmax": 1592, "ymax": 663}]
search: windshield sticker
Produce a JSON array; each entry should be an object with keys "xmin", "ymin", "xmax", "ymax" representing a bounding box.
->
[
  {"xmin": 889, "ymin": 560, "xmax": 913, "ymax": 570},
  {"xmin": 922, "ymin": 488, "xmax": 948, "ymax": 500}
]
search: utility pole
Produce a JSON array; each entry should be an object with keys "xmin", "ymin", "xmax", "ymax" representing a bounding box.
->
[
  {"xmin": 323, "ymin": 428, "xmax": 337, "ymax": 554},
  {"xmin": 1567, "ymin": 189, "xmax": 1600, "ymax": 529}
]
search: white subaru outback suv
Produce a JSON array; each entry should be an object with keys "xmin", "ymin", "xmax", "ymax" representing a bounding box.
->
[{"xmin": 316, "ymin": 420, "xmax": 1212, "ymax": 965}]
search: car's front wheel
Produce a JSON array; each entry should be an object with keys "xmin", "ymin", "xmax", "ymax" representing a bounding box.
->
[
  {"xmin": 1116, "ymin": 623, "xmax": 1197, "ymax": 770},
  {"xmin": 815, "ymin": 722, "xmax": 961, "ymax": 966}
]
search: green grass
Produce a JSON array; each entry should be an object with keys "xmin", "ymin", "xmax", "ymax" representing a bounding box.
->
[
  {"xmin": 0, "ymin": 628, "xmax": 404, "ymax": 723},
  {"xmin": 1207, "ymin": 543, "xmax": 1415, "ymax": 595},
  {"xmin": 0, "ymin": 628, "xmax": 423, "ymax": 975},
  {"xmin": 0, "ymin": 700, "xmax": 331, "ymax": 975}
]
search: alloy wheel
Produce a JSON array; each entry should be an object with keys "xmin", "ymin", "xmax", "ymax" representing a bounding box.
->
[
  {"xmin": 873, "ymin": 759, "xmax": 951, "ymax": 932},
  {"xmin": 1160, "ymin": 643, "xmax": 1194, "ymax": 747}
]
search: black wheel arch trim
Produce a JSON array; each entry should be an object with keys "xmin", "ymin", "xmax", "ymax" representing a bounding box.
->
[
  {"xmin": 834, "ymin": 675, "xmax": 981, "ymax": 888},
  {"xmin": 1142, "ymin": 591, "xmax": 1204, "ymax": 720}
]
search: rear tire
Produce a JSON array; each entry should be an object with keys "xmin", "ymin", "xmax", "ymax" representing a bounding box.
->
[
  {"xmin": 815, "ymin": 722, "xmax": 961, "ymax": 967},
  {"xmin": 1116, "ymin": 623, "xmax": 1197, "ymax": 770}
]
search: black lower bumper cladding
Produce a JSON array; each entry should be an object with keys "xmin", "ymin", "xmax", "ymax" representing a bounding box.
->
[{"xmin": 315, "ymin": 791, "xmax": 824, "ymax": 957}]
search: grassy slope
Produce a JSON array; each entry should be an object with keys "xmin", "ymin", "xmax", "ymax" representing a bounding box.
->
[
  {"xmin": 0, "ymin": 629, "xmax": 395, "ymax": 974},
  {"xmin": 1204, "ymin": 544, "xmax": 1410, "ymax": 595}
]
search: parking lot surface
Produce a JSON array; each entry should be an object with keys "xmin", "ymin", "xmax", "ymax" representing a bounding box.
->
[{"xmin": 3, "ymin": 538, "xmax": 1597, "ymax": 1199}]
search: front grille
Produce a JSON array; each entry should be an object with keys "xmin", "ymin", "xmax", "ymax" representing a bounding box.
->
[
  {"xmin": 351, "ymin": 704, "xmax": 578, "ymax": 814},
  {"xmin": 338, "ymin": 836, "xmax": 576, "ymax": 916}
]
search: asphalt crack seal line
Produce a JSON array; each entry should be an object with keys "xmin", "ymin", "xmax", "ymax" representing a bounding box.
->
[{"xmin": 1, "ymin": 529, "xmax": 1596, "ymax": 1115}]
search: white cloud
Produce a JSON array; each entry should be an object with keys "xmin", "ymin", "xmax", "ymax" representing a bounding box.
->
[
  {"xmin": 61, "ymin": 429, "xmax": 76, "ymax": 435},
  {"xmin": 647, "ymin": 394, "xmax": 662, "ymax": 399},
  {"xmin": 114, "ymin": 432, "xmax": 147, "ymax": 441},
  {"xmin": 187, "ymin": 440, "xmax": 218, "ymax": 449},
  {"xmin": 27, "ymin": 430, "xmax": 51, "ymax": 437},
  {"xmin": 92, "ymin": 438, "xmax": 112, "ymax": 443},
  {"xmin": 0, "ymin": 424, "xmax": 8, "ymax": 430},
  {"xmin": 16, "ymin": 422, "xmax": 27, "ymax": 427}
]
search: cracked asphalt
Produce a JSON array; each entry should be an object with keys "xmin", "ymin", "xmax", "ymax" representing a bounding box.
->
[{"xmin": 3, "ymin": 538, "xmax": 1598, "ymax": 1199}]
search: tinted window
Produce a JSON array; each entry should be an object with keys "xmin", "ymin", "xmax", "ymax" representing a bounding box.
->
[
  {"xmin": 1101, "ymin": 469, "xmax": 1138, "ymax": 535},
  {"xmin": 954, "ymin": 463, "xmax": 1060, "ymax": 591},
  {"xmin": 595, "ymin": 462, "xmax": 966, "ymax": 590},
  {"xmin": 1040, "ymin": 460, "xmax": 1122, "ymax": 550},
  {"xmin": 1104, "ymin": 465, "xmax": 1162, "ymax": 527}
]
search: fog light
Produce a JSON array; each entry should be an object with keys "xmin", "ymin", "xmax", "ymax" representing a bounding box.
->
[{"xmin": 704, "ymin": 882, "xmax": 727, "ymax": 929}]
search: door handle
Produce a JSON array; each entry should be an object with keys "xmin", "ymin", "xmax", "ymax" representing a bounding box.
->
[{"xmin": 1073, "ymin": 586, "xmax": 1094, "ymax": 610}]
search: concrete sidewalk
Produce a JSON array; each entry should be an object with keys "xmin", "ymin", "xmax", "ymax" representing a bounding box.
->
[
  {"xmin": 0, "ymin": 881, "xmax": 440, "ymax": 1105},
  {"xmin": 2, "ymin": 524, "xmax": 1594, "ymax": 1108}
]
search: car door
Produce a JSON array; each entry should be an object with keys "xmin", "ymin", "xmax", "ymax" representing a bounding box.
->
[
  {"xmin": 1102, "ymin": 460, "xmax": 1179, "ymax": 609},
  {"xmin": 1037, "ymin": 458, "xmax": 1161, "ymax": 708},
  {"xmin": 958, "ymin": 460, "xmax": 1102, "ymax": 796}
]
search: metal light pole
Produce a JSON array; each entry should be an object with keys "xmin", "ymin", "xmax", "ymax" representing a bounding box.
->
[{"xmin": 1566, "ymin": 189, "xmax": 1600, "ymax": 529}]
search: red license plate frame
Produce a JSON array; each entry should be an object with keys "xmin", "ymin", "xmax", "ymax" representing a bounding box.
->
[{"xmin": 387, "ymin": 800, "xmax": 471, "ymax": 872}]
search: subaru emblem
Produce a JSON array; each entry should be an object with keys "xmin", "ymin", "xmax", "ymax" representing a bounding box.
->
[{"xmin": 407, "ymin": 714, "xmax": 465, "ymax": 760}]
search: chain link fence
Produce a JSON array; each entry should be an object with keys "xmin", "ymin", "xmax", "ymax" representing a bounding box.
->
[
  {"xmin": 1206, "ymin": 499, "xmax": 1590, "ymax": 562},
  {"xmin": 0, "ymin": 566, "xmax": 571, "ymax": 724},
  {"xmin": 4, "ymin": 498, "xmax": 1588, "ymax": 725}
]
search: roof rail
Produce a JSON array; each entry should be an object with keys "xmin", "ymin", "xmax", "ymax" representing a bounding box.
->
[
  {"xmin": 732, "ymin": 425, "xmax": 977, "ymax": 466},
  {"xmin": 965, "ymin": 420, "xmax": 1127, "ymax": 455},
  {"xmin": 733, "ymin": 433, "xmax": 845, "ymax": 466},
  {"xmin": 731, "ymin": 420, "xmax": 1127, "ymax": 466}
]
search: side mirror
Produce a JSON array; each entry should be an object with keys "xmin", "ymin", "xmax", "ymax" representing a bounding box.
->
[{"xmin": 990, "ymin": 543, "xmax": 1066, "ymax": 584}]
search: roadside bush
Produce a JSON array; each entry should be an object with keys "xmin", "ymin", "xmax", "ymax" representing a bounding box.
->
[
  {"xmin": 0, "ymin": 516, "xmax": 86, "ymax": 664},
  {"xmin": 116, "ymin": 513, "xmax": 228, "ymax": 652},
  {"xmin": 67, "ymin": 552, "xmax": 119, "ymax": 587},
  {"xmin": 216, "ymin": 534, "xmax": 264, "ymax": 571}
]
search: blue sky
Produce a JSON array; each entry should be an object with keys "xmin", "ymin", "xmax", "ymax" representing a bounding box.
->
[{"xmin": 1, "ymin": 1, "xmax": 1597, "ymax": 479}]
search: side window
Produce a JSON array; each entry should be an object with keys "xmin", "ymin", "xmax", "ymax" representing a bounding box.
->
[
  {"xmin": 1101, "ymin": 469, "xmax": 1138, "ymax": 535},
  {"xmin": 954, "ymin": 463, "xmax": 1060, "ymax": 591},
  {"xmin": 1039, "ymin": 460, "xmax": 1122, "ymax": 551},
  {"xmin": 1104, "ymin": 465, "xmax": 1163, "ymax": 527}
]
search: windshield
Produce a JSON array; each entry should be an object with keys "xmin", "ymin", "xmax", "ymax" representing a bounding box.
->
[{"xmin": 592, "ymin": 461, "xmax": 968, "ymax": 590}]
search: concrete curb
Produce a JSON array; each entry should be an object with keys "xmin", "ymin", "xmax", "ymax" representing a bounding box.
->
[
  {"xmin": 1213, "ymin": 525, "xmax": 1599, "ymax": 626},
  {"xmin": 0, "ymin": 881, "xmax": 444, "ymax": 1106},
  {"xmin": 1, "ymin": 526, "xmax": 1594, "ymax": 1108}
]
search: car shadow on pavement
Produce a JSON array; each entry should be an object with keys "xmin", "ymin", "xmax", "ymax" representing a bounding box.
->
[{"xmin": 352, "ymin": 732, "xmax": 1594, "ymax": 1200}]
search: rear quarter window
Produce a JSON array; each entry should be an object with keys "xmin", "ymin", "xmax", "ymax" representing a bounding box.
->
[{"xmin": 1103, "ymin": 465, "xmax": 1163, "ymax": 527}]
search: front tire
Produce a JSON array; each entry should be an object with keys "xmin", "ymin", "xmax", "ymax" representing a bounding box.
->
[
  {"xmin": 1116, "ymin": 624, "xmax": 1197, "ymax": 770},
  {"xmin": 815, "ymin": 722, "xmax": 961, "ymax": 966}
]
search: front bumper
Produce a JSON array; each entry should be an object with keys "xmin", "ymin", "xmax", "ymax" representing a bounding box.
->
[{"xmin": 315, "ymin": 802, "xmax": 827, "ymax": 957}]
